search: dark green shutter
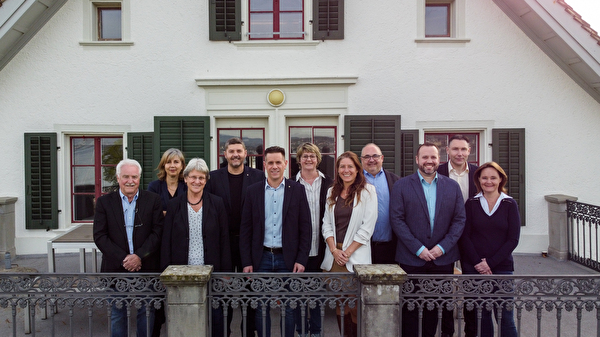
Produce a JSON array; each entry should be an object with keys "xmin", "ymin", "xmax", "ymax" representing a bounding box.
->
[
  {"xmin": 344, "ymin": 115, "xmax": 401, "ymax": 175},
  {"xmin": 209, "ymin": 0, "xmax": 241, "ymax": 41},
  {"xmin": 313, "ymin": 0, "xmax": 344, "ymax": 40},
  {"xmin": 400, "ymin": 130, "xmax": 418, "ymax": 177},
  {"xmin": 24, "ymin": 133, "xmax": 58, "ymax": 230},
  {"xmin": 127, "ymin": 132, "xmax": 154, "ymax": 190},
  {"xmin": 492, "ymin": 128, "xmax": 525, "ymax": 226},
  {"xmin": 154, "ymin": 116, "xmax": 211, "ymax": 168}
]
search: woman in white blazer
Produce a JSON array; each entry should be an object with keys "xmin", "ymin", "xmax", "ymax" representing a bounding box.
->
[{"xmin": 321, "ymin": 151, "xmax": 378, "ymax": 337}]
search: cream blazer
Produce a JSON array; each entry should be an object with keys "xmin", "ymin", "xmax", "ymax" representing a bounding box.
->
[{"xmin": 320, "ymin": 183, "xmax": 378, "ymax": 271}]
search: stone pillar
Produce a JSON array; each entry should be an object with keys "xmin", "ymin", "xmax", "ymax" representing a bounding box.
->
[
  {"xmin": 0, "ymin": 197, "xmax": 17, "ymax": 261},
  {"xmin": 545, "ymin": 194, "xmax": 578, "ymax": 261},
  {"xmin": 160, "ymin": 265, "xmax": 213, "ymax": 337},
  {"xmin": 354, "ymin": 264, "xmax": 407, "ymax": 337}
]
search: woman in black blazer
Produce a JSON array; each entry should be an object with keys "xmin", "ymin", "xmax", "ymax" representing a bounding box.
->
[{"xmin": 160, "ymin": 158, "xmax": 231, "ymax": 336}]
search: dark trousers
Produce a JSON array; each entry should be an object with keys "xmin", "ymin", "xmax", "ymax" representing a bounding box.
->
[
  {"xmin": 371, "ymin": 240, "xmax": 397, "ymax": 264},
  {"xmin": 294, "ymin": 255, "xmax": 323, "ymax": 335},
  {"xmin": 228, "ymin": 234, "xmax": 257, "ymax": 337},
  {"xmin": 400, "ymin": 262, "xmax": 454, "ymax": 337}
]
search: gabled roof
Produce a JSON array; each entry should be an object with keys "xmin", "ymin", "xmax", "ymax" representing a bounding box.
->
[
  {"xmin": 0, "ymin": 0, "xmax": 68, "ymax": 72},
  {"xmin": 1, "ymin": 0, "xmax": 599, "ymax": 105},
  {"xmin": 493, "ymin": 0, "xmax": 600, "ymax": 104}
]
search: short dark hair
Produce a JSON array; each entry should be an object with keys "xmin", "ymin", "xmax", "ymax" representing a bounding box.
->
[
  {"xmin": 264, "ymin": 146, "xmax": 285, "ymax": 157},
  {"xmin": 448, "ymin": 134, "xmax": 470, "ymax": 146},
  {"xmin": 417, "ymin": 142, "xmax": 439, "ymax": 156},
  {"xmin": 224, "ymin": 137, "xmax": 246, "ymax": 151}
]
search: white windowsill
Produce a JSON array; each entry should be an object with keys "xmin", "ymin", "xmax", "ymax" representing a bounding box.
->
[
  {"xmin": 415, "ymin": 38, "xmax": 471, "ymax": 43},
  {"xmin": 79, "ymin": 41, "xmax": 134, "ymax": 46},
  {"xmin": 233, "ymin": 40, "xmax": 320, "ymax": 47}
]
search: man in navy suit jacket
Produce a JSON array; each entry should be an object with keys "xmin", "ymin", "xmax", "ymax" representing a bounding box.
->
[
  {"xmin": 390, "ymin": 143, "xmax": 466, "ymax": 337},
  {"xmin": 240, "ymin": 146, "xmax": 311, "ymax": 337}
]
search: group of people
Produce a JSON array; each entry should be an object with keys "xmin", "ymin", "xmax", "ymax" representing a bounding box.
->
[{"xmin": 92, "ymin": 134, "xmax": 520, "ymax": 337}]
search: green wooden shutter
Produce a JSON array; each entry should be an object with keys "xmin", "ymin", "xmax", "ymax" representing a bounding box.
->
[
  {"xmin": 209, "ymin": 0, "xmax": 241, "ymax": 41},
  {"xmin": 344, "ymin": 115, "xmax": 401, "ymax": 175},
  {"xmin": 24, "ymin": 133, "xmax": 58, "ymax": 230},
  {"xmin": 400, "ymin": 130, "xmax": 418, "ymax": 177},
  {"xmin": 154, "ymin": 116, "xmax": 211, "ymax": 168},
  {"xmin": 492, "ymin": 128, "xmax": 525, "ymax": 226},
  {"xmin": 313, "ymin": 0, "xmax": 344, "ymax": 40},
  {"xmin": 127, "ymin": 132, "xmax": 154, "ymax": 190}
]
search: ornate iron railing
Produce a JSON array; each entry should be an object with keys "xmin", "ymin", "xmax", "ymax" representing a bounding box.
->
[
  {"xmin": 567, "ymin": 200, "xmax": 600, "ymax": 272},
  {"xmin": 402, "ymin": 274, "xmax": 600, "ymax": 337},
  {"xmin": 208, "ymin": 272, "xmax": 360, "ymax": 337},
  {"xmin": 0, "ymin": 273, "xmax": 164, "ymax": 337}
]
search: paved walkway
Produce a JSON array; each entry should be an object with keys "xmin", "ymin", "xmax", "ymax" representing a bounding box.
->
[{"xmin": 0, "ymin": 253, "xmax": 597, "ymax": 336}]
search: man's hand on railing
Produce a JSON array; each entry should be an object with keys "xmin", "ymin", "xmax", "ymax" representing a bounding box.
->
[
  {"xmin": 293, "ymin": 263, "xmax": 305, "ymax": 273},
  {"xmin": 243, "ymin": 266, "xmax": 253, "ymax": 273}
]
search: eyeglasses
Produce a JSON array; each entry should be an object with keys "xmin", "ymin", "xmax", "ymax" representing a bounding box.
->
[
  {"xmin": 361, "ymin": 154, "xmax": 382, "ymax": 161},
  {"xmin": 125, "ymin": 206, "xmax": 144, "ymax": 228},
  {"xmin": 300, "ymin": 154, "xmax": 317, "ymax": 161},
  {"xmin": 187, "ymin": 175, "xmax": 207, "ymax": 182}
]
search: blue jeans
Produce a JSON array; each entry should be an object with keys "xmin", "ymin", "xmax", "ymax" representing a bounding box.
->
[
  {"xmin": 464, "ymin": 271, "xmax": 518, "ymax": 337},
  {"xmin": 111, "ymin": 301, "xmax": 155, "ymax": 337},
  {"xmin": 255, "ymin": 251, "xmax": 295, "ymax": 337}
]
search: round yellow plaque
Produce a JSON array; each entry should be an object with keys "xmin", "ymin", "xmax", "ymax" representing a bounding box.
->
[{"xmin": 267, "ymin": 89, "xmax": 285, "ymax": 107}]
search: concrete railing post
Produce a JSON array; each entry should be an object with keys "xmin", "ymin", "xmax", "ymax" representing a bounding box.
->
[
  {"xmin": 160, "ymin": 265, "xmax": 213, "ymax": 337},
  {"xmin": 545, "ymin": 194, "xmax": 578, "ymax": 261},
  {"xmin": 0, "ymin": 197, "xmax": 18, "ymax": 262},
  {"xmin": 354, "ymin": 264, "xmax": 407, "ymax": 337}
]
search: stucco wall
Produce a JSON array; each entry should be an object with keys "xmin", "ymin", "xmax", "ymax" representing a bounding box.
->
[{"xmin": 0, "ymin": 0, "xmax": 599, "ymax": 254}]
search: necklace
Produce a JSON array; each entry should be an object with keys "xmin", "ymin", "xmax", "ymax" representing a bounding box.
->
[{"xmin": 188, "ymin": 195, "xmax": 203, "ymax": 206}]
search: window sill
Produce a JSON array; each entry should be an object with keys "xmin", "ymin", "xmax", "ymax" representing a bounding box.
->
[
  {"xmin": 233, "ymin": 40, "xmax": 319, "ymax": 48},
  {"xmin": 415, "ymin": 38, "xmax": 471, "ymax": 43},
  {"xmin": 79, "ymin": 41, "xmax": 134, "ymax": 46}
]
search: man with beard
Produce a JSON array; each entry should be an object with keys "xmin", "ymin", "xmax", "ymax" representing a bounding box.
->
[
  {"xmin": 390, "ymin": 143, "xmax": 465, "ymax": 337},
  {"xmin": 205, "ymin": 137, "xmax": 264, "ymax": 336}
]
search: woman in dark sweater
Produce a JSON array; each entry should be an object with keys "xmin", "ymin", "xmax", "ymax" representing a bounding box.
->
[{"xmin": 459, "ymin": 161, "xmax": 520, "ymax": 337}]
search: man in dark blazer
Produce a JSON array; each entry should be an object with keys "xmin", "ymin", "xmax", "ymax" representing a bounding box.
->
[
  {"xmin": 437, "ymin": 134, "xmax": 479, "ymax": 202},
  {"xmin": 240, "ymin": 146, "xmax": 312, "ymax": 337},
  {"xmin": 390, "ymin": 143, "xmax": 466, "ymax": 337},
  {"xmin": 93, "ymin": 159, "xmax": 163, "ymax": 337},
  {"xmin": 204, "ymin": 137, "xmax": 264, "ymax": 336},
  {"xmin": 361, "ymin": 143, "xmax": 400, "ymax": 264}
]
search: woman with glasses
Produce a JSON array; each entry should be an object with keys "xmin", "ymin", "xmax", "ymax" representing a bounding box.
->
[
  {"xmin": 321, "ymin": 151, "xmax": 378, "ymax": 337},
  {"xmin": 160, "ymin": 158, "xmax": 231, "ymax": 336}
]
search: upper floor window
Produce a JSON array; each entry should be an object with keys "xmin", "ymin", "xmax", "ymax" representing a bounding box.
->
[
  {"xmin": 425, "ymin": 3, "xmax": 450, "ymax": 37},
  {"xmin": 209, "ymin": 0, "xmax": 344, "ymax": 42},
  {"xmin": 97, "ymin": 6, "xmax": 122, "ymax": 40},
  {"xmin": 249, "ymin": 0, "xmax": 304, "ymax": 40},
  {"xmin": 71, "ymin": 136, "xmax": 122, "ymax": 222}
]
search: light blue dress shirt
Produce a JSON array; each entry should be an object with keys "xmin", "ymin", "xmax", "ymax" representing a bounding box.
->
[
  {"xmin": 264, "ymin": 179, "xmax": 285, "ymax": 248},
  {"xmin": 364, "ymin": 169, "xmax": 392, "ymax": 242},
  {"xmin": 415, "ymin": 172, "xmax": 445, "ymax": 256},
  {"xmin": 120, "ymin": 190, "xmax": 139, "ymax": 255}
]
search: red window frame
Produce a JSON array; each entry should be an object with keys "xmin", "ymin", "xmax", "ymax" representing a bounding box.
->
[
  {"xmin": 71, "ymin": 136, "xmax": 122, "ymax": 222},
  {"xmin": 249, "ymin": 0, "xmax": 304, "ymax": 40}
]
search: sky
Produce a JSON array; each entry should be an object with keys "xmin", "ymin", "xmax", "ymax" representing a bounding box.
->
[{"xmin": 565, "ymin": 0, "xmax": 600, "ymax": 31}]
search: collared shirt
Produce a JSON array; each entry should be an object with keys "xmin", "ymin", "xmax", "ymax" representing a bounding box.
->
[
  {"xmin": 296, "ymin": 171, "xmax": 324, "ymax": 257},
  {"xmin": 416, "ymin": 172, "xmax": 444, "ymax": 257},
  {"xmin": 448, "ymin": 161, "xmax": 470, "ymax": 203},
  {"xmin": 264, "ymin": 179, "xmax": 285, "ymax": 248},
  {"xmin": 120, "ymin": 190, "xmax": 139, "ymax": 255},
  {"xmin": 475, "ymin": 192, "xmax": 512, "ymax": 216},
  {"xmin": 364, "ymin": 168, "xmax": 392, "ymax": 242}
]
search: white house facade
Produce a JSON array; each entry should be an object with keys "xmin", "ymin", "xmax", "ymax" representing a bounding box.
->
[{"xmin": 0, "ymin": 0, "xmax": 599, "ymax": 255}]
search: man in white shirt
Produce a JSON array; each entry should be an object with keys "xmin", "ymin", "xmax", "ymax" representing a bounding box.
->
[{"xmin": 437, "ymin": 135, "xmax": 479, "ymax": 203}]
